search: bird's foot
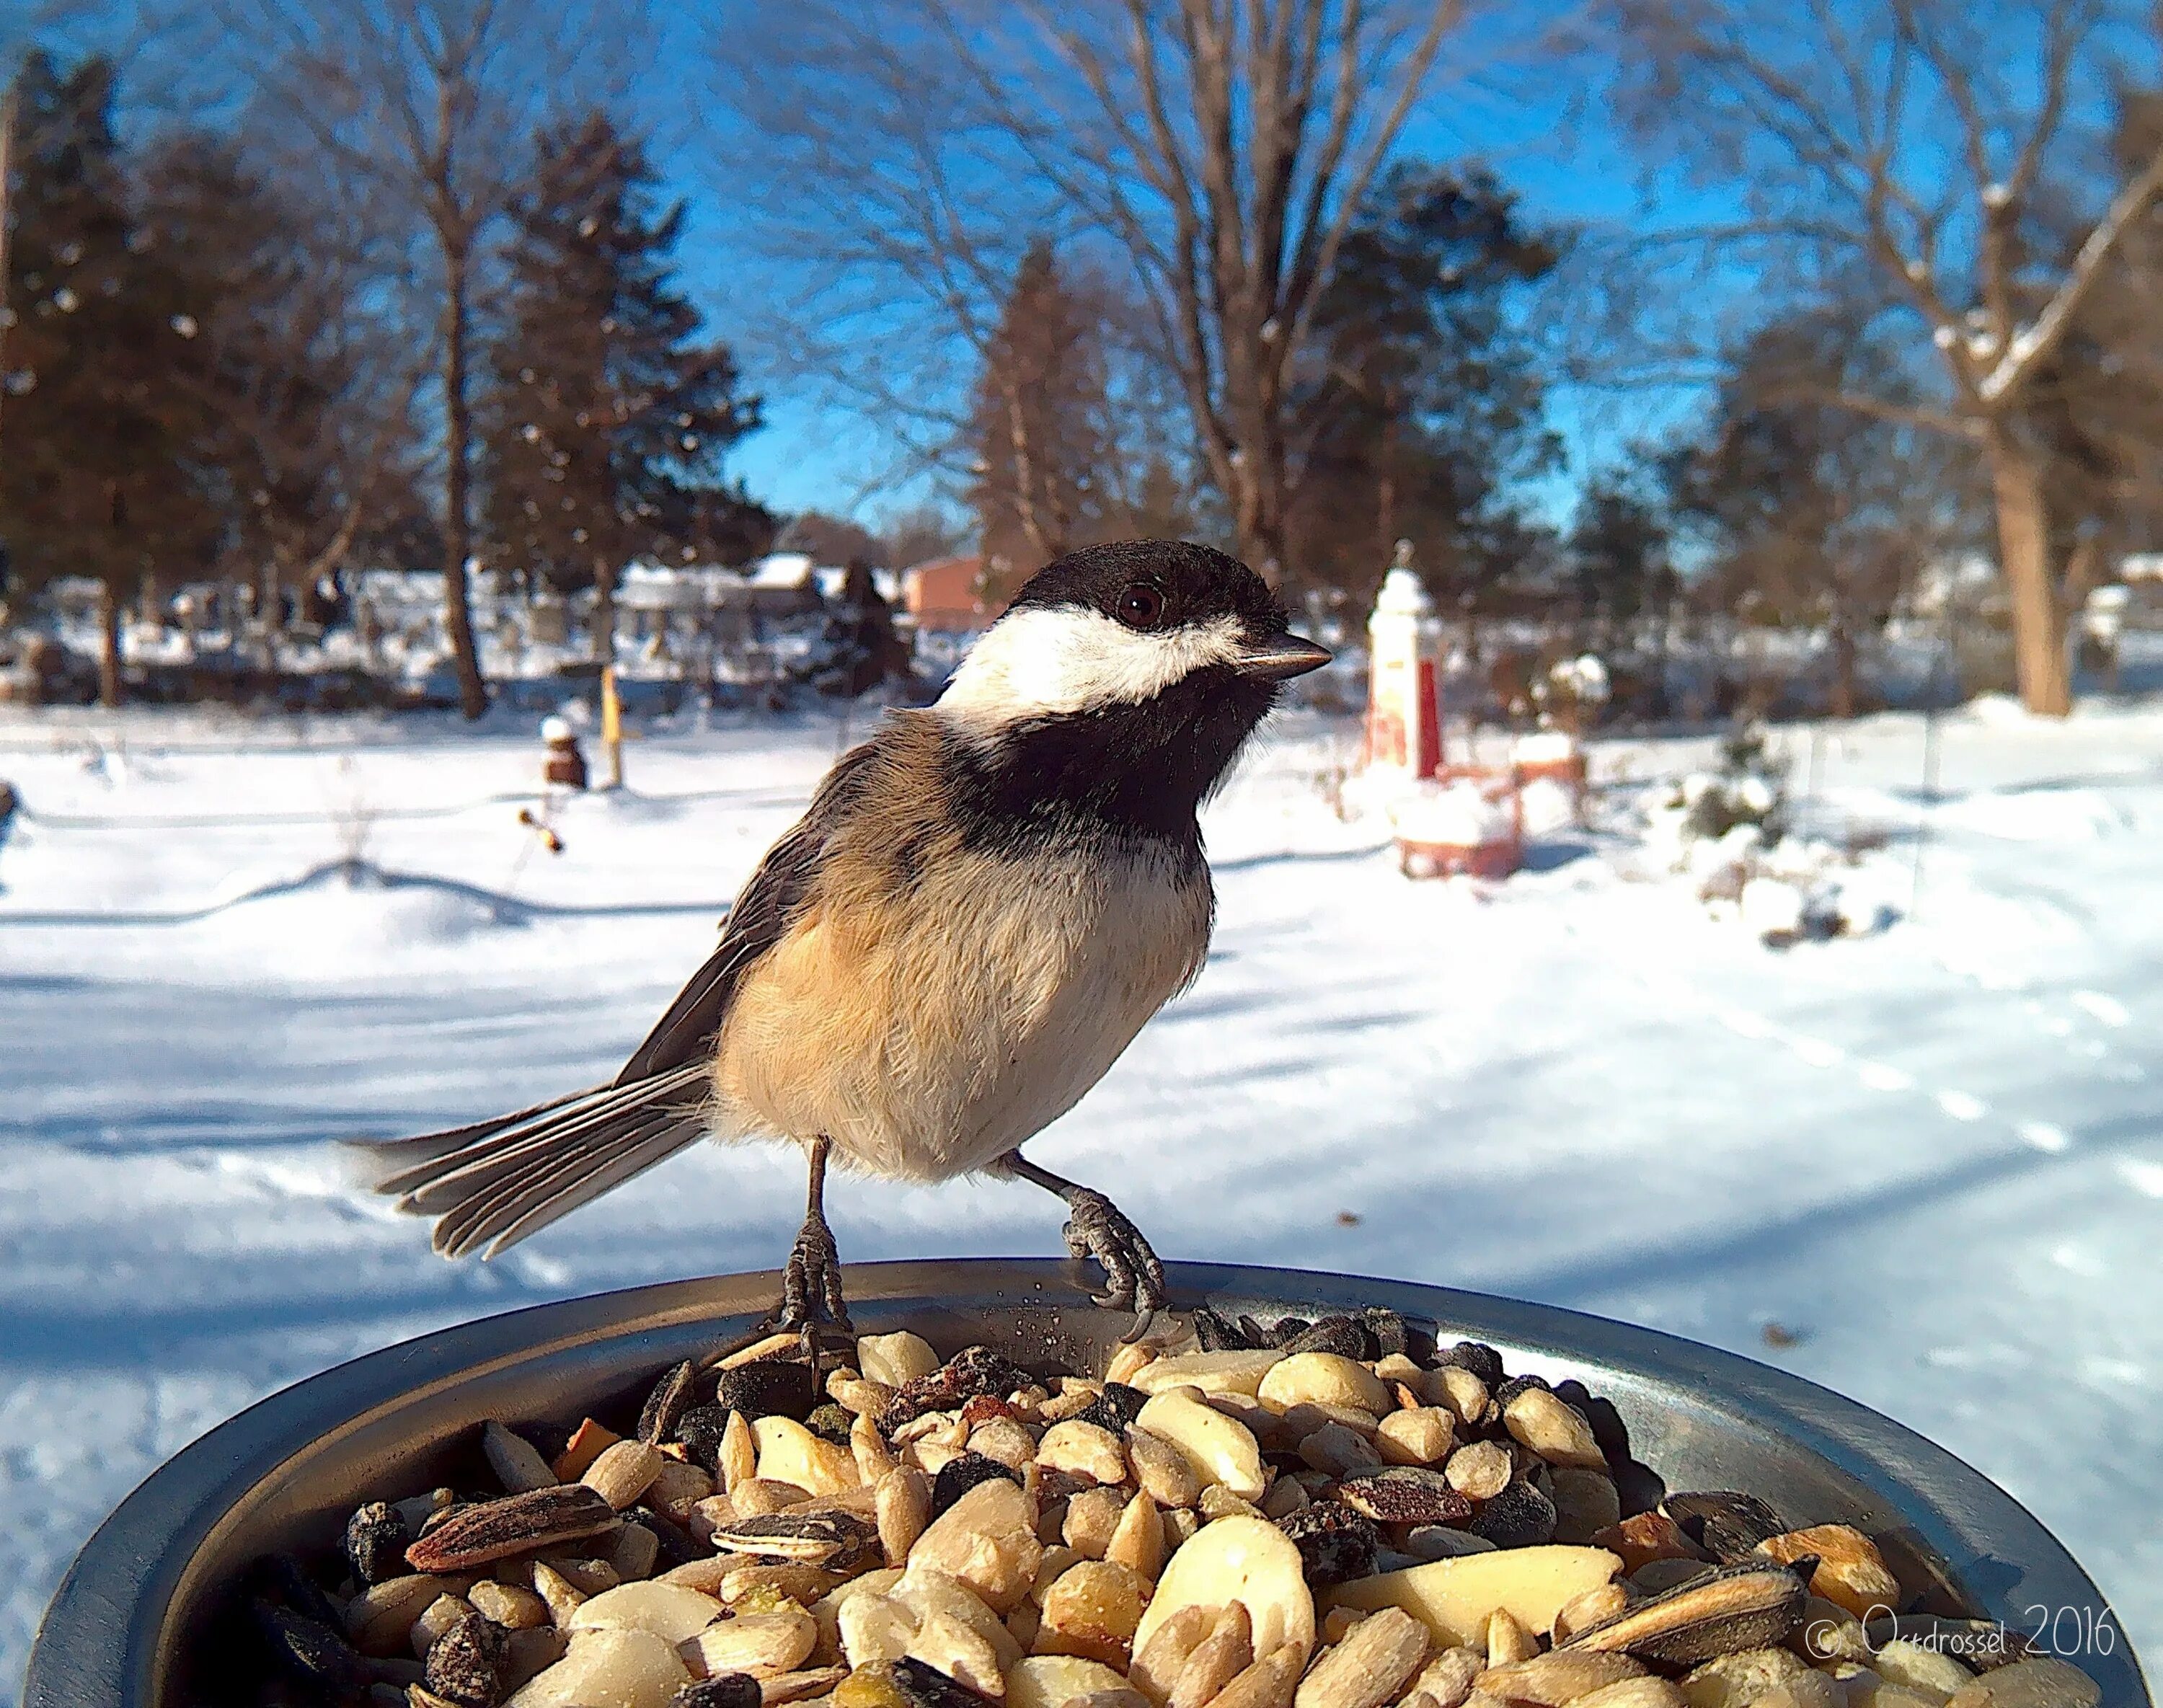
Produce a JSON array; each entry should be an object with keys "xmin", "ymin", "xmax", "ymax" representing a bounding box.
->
[
  {"xmin": 764, "ymin": 1209, "xmax": 854, "ymax": 1361},
  {"xmin": 1058, "ymin": 1186, "xmax": 1169, "ymax": 1343}
]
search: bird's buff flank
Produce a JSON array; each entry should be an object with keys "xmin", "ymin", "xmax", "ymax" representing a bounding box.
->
[{"xmin": 354, "ymin": 539, "xmax": 1331, "ymax": 1340}]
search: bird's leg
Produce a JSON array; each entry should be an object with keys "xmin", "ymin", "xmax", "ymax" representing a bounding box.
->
[
  {"xmin": 990, "ymin": 1150, "xmax": 1167, "ymax": 1342},
  {"xmin": 768, "ymin": 1135, "xmax": 852, "ymax": 1354}
]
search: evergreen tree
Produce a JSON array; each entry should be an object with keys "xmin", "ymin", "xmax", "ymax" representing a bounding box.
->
[
  {"xmin": 482, "ymin": 110, "xmax": 768, "ymax": 657},
  {"xmin": 1286, "ymin": 164, "xmax": 1559, "ymax": 609},
  {"xmin": 0, "ymin": 52, "xmax": 216, "ymax": 703},
  {"xmin": 1567, "ymin": 478, "xmax": 1673, "ymax": 645},
  {"xmin": 965, "ymin": 239, "xmax": 1112, "ymax": 604}
]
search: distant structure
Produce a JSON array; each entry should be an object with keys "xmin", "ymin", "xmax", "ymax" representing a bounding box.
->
[
  {"xmin": 903, "ymin": 554, "xmax": 992, "ymax": 634},
  {"xmin": 1361, "ymin": 541, "xmax": 1441, "ymax": 783}
]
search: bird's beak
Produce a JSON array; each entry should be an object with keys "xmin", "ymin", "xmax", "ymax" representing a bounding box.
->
[{"xmin": 1233, "ymin": 632, "xmax": 1334, "ymax": 681}]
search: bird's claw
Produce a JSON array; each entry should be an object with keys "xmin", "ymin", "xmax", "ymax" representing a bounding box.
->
[
  {"xmin": 1059, "ymin": 1187, "xmax": 1168, "ymax": 1343},
  {"xmin": 764, "ymin": 1212, "xmax": 854, "ymax": 1361}
]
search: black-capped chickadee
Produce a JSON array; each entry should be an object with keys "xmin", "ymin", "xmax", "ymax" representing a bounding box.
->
[{"xmin": 357, "ymin": 541, "xmax": 1330, "ymax": 1336}]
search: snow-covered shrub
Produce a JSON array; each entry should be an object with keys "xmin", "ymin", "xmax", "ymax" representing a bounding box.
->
[
  {"xmin": 1643, "ymin": 721, "xmax": 1887, "ymax": 944},
  {"xmin": 1680, "ymin": 722, "xmax": 1789, "ymax": 844}
]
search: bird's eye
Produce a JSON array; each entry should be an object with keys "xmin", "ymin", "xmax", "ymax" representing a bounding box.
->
[{"xmin": 1115, "ymin": 583, "xmax": 1167, "ymax": 629}]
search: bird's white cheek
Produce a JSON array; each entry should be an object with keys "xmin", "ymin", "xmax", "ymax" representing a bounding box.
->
[{"xmin": 939, "ymin": 607, "xmax": 1243, "ymax": 722}]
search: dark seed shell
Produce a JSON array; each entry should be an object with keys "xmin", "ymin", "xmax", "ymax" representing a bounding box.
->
[
  {"xmin": 1237, "ymin": 1314, "xmax": 1273, "ymax": 1348},
  {"xmin": 932, "ymin": 1451, "xmax": 1022, "ymax": 1518},
  {"xmin": 673, "ymin": 1405, "xmax": 735, "ymax": 1474},
  {"xmin": 1335, "ymin": 1468, "xmax": 1474, "ymax": 1526},
  {"xmin": 1074, "ymin": 1381, "xmax": 1150, "ymax": 1437},
  {"xmin": 1553, "ymin": 1381, "xmax": 1631, "ymax": 1466},
  {"xmin": 1193, "ymin": 1306, "xmax": 1257, "ymax": 1352},
  {"xmin": 345, "ymin": 1503, "xmax": 414, "ymax": 1588},
  {"xmin": 631, "ymin": 1504, "xmax": 704, "ymax": 1568},
  {"xmin": 1361, "ymin": 1308, "xmax": 1410, "ymax": 1359},
  {"xmin": 1660, "ymin": 1490, "xmax": 1789, "ymax": 1563},
  {"xmin": 715, "ymin": 1360, "xmax": 818, "ymax": 1423},
  {"xmin": 404, "ymin": 1484, "xmax": 619, "ymax": 1572},
  {"xmin": 511, "ymin": 1420, "xmax": 572, "ymax": 1464},
  {"xmin": 638, "ymin": 1360, "xmax": 700, "ymax": 1445},
  {"xmin": 254, "ymin": 1552, "xmax": 345, "ymax": 1630},
  {"xmin": 674, "ymin": 1676, "xmax": 765, "ymax": 1708},
  {"xmin": 1276, "ymin": 1314, "xmax": 1368, "ymax": 1358},
  {"xmin": 1562, "ymin": 1559, "xmax": 1808, "ymax": 1665},
  {"xmin": 1492, "ymin": 1373, "xmax": 1552, "ymax": 1407},
  {"xmin": 425, "ymin": 1610, "xmax": 509, "ymax": 1708},
  {"xmin": 1435, "ymin": 1341, "xmax": 1505, "ymax": 1387},
  {"xmin": 709, "ymin": 1508, "xmax": 879, "ymax": 1566},
  {"xmin": 252, "ymin": 1600, "xmax": 373, "ymax": 1693},
  {"xmin": 893, "ymin": 1655, "xmax": 992, "ymax": 1708},
  {"xmin": 1265, "ymin": 1317, "xmax": 1313, "ymax": 1347},
  {"xmin": 1467, "ymin": 1478, "xmax": 1557, "ymax": 1549},
  {"xmin": 1277, "ymin": 1500, "xmax": 1381, "ymax": 1586},
  {"xmin": 1614, "ymin": 1459, "xmax": 1668, "ymax": 1521},
  {"xmin": 419, "ymin": 1501, "xmax": 474, "ymax": 1537}
]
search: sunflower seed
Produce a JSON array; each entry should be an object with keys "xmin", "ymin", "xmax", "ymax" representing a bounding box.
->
[
  {"xmin": 1562, "ymin": 1559, "xmax": 1808, "ymax": 1665},
  {"xmin": 404, "ymin": 1485, "xmax": 619, "ymax": 1573},
  {"xmin": 709, "ymin": 1508, "xmax": 879, "ymax": 1567},
  {"xmin": 1658, "ymin": 1492, "xmax": 1787, "ymax": 1564},
  {"xmin": 639, "ymin": 1360, "xmax": 701, "ymax": 1445}
]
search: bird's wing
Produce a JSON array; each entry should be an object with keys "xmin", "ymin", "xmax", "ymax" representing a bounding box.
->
[{"xmin": 612, "ymin": 738, "xmax": 884, "ymax": 1086}]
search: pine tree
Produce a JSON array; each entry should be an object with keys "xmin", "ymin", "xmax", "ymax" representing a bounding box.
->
[
  {"xmin": 482, "ymin": 110, "xmax": 766, "ymax": 659},
  {"xmin": 1286, "ymin": 164, "xmax": 1559, "ymax": 608},
  {"xmin": 1567, "ymin": 479, "xmax": 1673, "ymax": 645},
  {"xmin": 965, "ymin": 239, "xmax": 1112, "ymax": 604},
  {"xmin": 0, "ymin": 52, "xmax": 217, "ymax": 704}
]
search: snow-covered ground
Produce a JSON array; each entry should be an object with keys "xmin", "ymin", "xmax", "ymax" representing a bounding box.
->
[{"xmin": 1, "ymin": 697, "xmax": 2159, "ymax": 1693}]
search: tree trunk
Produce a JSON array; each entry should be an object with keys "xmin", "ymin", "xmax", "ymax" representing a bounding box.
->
[
  {"xmin": 1233, "ymin": 460, "xmax": 1289, "ymax": 585},
  {"xmin": 0, "ymin": 80, "xmax": 17, "ymax": 461},
  {"xmin": 441, "ymin": 245, "xmax": 490, "ymax": 720},
  {"xmin": 97, "ymin": 580, "xmax": 123, "ymax": 709},
  {"xmin": 593, "ymin": 555, "xmax": 617, "ymax": 664},
  {"xmin": 1984, "ymin": 428, "xmax": 2071, "ymax": 717},
  {"xmin": 1828, "ymin": 613, "xmax": 1856, "ymax": 721}
]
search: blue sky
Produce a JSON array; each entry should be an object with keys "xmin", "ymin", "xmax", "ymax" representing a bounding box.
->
[
  {"xmin": 650, "ymin": 29, "xmax": 1730, "ymax": 530},
  {"xmin": 38, "ymin": 1, "xmax": 1730, "ymax": 533}
]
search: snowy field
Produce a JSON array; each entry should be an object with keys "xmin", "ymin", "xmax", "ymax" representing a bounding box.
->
[{"xmin": 1, "ymin": 694, "xmax": 2159, "ymax": 1694}]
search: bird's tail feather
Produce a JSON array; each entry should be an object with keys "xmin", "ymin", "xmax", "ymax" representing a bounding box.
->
[{"xmin": 352, "ymin": 1066, "xmax": 712, "ymax": 1258}]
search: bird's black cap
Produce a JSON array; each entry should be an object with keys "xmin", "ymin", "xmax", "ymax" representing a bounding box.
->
[{"xmin": 1009, "ymin": 539, "xmax": 1291, "ymax": 637}]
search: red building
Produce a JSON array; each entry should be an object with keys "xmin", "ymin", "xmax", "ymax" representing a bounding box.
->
[{"xmin": 902, "ymin": 554, "xmax": 993, "ymax": 633}]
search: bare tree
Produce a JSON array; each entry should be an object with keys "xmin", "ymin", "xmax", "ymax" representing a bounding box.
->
[
  {"xmin": 717, "ymin": 0, "xmax": 1473, "ymax": 580},
  {"xmin": 1613, "ymin": 0, "xmax": 2163, "ymax": 717},
  {"xmin": 211, "ymin": 0, "xmax": 652, "ymax": 718},
  {"xmin": 140, "ymin": 128, "xmax": 428, "ymax": 652}
]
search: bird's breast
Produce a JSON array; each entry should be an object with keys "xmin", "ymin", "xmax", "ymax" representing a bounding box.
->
[{"xmin": 712, "ymin": 836, "xmax": 1212, "ymax": 1181}]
